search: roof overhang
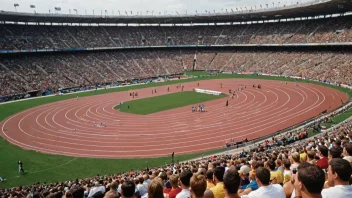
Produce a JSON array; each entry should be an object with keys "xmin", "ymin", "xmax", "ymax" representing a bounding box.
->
[{"xmin": 0, "ymin": 0, "xmax": 351, "ymax": 24}]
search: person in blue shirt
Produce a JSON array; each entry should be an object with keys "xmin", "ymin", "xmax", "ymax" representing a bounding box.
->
[{"xmin": 238, "ymin": 171, "xmax": 258, "ymax": 196}]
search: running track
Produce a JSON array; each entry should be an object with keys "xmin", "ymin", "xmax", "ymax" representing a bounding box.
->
[{"xmin": 0, "ymin": 79, "xmax": 349, "ymax": 158}]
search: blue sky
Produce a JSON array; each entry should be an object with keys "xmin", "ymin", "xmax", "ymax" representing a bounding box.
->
[{"xmin": 2, "ymin": 0, "xmax": 312, "ymax": 15}]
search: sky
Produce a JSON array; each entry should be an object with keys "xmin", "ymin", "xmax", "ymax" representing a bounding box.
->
[{"xmin": 1, "ymin": 0, "xmax": 313, "ymax": 15}]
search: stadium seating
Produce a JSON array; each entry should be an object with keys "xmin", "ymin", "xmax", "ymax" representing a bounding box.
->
[
  {"xmin": 1, "ymin": 50, "xmax": 351, "ymax": 97},
  {"xmin": 0, "ymin": 16, "xmax": 352, "ymax": 50}
]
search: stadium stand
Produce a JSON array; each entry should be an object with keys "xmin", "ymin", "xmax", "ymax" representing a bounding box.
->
[
  {"xmin": 1, "ymin": 16, "xmax": 352, "ymax": 50},
  {"xmin": 1, "ymin": 49, "xmax": 351, "ymax": 98}
]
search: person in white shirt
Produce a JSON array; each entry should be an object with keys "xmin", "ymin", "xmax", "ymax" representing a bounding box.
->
[
  {"xmin": 241, "ymin": 167, "xmax": 285, "ymax": 198},
  {"xmin": 176, "ymin": 169, "xmax": 192, "ymax": 198},
  {"xmin": 136, "ymin": 177, "xmax": 148, "ymax": 197},
  {"xmin": 143, "ymin": 174, "xmax": 151, "ymax": 189},
  {"xmin": 88, "ymin": 181, "xmax": 106, "ymax": 197},
  {"xmin": 321, "ymin": 158, "xmax": 352, "ymax": 198}
]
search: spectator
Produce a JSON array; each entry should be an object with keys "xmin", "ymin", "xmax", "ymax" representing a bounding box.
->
[
  {"xmin": 168, "ymin": 174, "xmax": 182, "ymax": 198},
  {"xmin": 290, "ymin": 152, "xmax": 301, "ymax": 172},
  {"xmin": 206, "ymin": 170, "xmax": 215, "ymax": 190},
  {"xmin": 293, "ymin": 163, "xmax": 325, "ymax": 198},
  {"xmin": 328, "ymin": 147, "xmax": 342, "ymax": 160},
  {"xmin": 241, "ymin": 167, "xmax": 285, "ymax": 198},
  {"xmin": 322, "ymin": 158, "xmax": 352, "ymax": 197},
  {"xmin": 210, "ymin": 166, "xmax": 226, "ymax": 198},
  {"xmin": 136, "ymin": 177, "xmax": 148, "ymax": 197},
  {"xmin": 71, "ymin": 187, "xmax": 85, "ymax": 198},
  {"xmin": 121, "ymin": 180, "xmax": 135, "ymax": 198},
  {"xmin": 143, "ymin": 174, "xmax": 151, "ymax": 188},
  {"xmin": 281, "ymin": 159, "xmax": 291, "ymax": 185},
  {"xmin": 307, "ymin": 150, "xmax": 317, "ymax": 165},
  {"xmin": 333, "ymin": 139, "xmax": 342, "ymax": 151},
  {"xmin": 300, "ymin": 148, "xmax": 307, "ymax": 162},
  {"xmin": 265, "ymin": 160, "xmax": 283, "ymax": 185},
  {"xmin": 238, "ymin": 165, "xmax": 251, "ymax": 189},
  {"xmin": 142, "ymin": 179, "xmax": 164, "ymax": 198},
  {"xmin": 317, "ymin": 145, "xmax": 329, "ymax": 169},
  {"xmin": 190, "ymin": 174, "xmax": 207, "ymax": 198},
  {"xmin": 176, "ymin": 169, "xmax": 192, "ymax": 198},
  {"xmin": 343, "ymin": 144, "xmax": 352, "ymax": 163},
  {"xmin": 238, "ymin": 171, "xmax": 258, "ymax": 196},
  {"xmin": 222, "ymin": 168, "xmax": 241, "ymax": 198},
  {"xmin": 88, "ymin": 181, "xmax": 106, "ymax": 198},
  {"xmin": 104, "ymin": 191, "xmax": 119, "ymax": 198},
  {"xmin": 275, "ymin": 159, "xmax": 284, "ymax": 173}
]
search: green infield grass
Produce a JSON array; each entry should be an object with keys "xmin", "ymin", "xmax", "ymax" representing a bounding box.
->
[
  {"xmin": 115, "ymin": 91, "xmax": 227, "ymax": 115},
  {"xmin": 0, "ymin": 72, "xmax": 351, "ymax": 188}
]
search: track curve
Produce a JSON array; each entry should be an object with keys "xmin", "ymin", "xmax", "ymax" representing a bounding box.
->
[{"xmin": 0, "ymin": 79, "xmax": 348, "ymax": 158}]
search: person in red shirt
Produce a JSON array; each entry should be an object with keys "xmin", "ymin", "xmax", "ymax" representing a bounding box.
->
[
  {"xmin": 317, "ymin": 145, "xmax": 329, "ymax": 169},
  {"xmin": 168, "ymin": 174, "xmax": 182, "ymax": 198}
]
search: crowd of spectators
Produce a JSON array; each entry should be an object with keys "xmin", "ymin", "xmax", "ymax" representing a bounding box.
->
[
  {"xmin": 1, "ymin": 49, "xmax": 351, "ymax": 97},
  {"xmin": 0, "ymin": 115, "xmax": 351, "ymax": 198},
  {"xmin": 194, "ymin": 50, "xmax": 352, "ymax": 86},
  {"xmin": 0, "ymin": 50, "xmax": 186, "ymax": 97},
  {"xmin": 0, "ymin": 16, "xmax": 351, "ymax": 50}
]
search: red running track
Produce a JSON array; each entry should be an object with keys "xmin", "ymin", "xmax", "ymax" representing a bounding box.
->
[{"xmin": 0, "ymin": 79, "xmax": 349, "ymax": 158}]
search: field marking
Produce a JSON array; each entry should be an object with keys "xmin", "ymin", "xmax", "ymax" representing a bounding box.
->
[{"xmin": 30, "ymin": 158, "xmax": 77, "ymax": 174}]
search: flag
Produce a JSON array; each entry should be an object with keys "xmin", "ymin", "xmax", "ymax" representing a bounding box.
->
[
  {"xmin": 30, "ymin": 5, "xmax": 35, "ymax": 8},
  {"xmin": 14, "ymin": 3, "xmax": 19, "ymax": 6}
]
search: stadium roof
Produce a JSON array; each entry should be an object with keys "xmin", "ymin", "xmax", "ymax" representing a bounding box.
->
[{"xmin": 0, "ymin": 0, "xmax": 352, "ymax": 24}]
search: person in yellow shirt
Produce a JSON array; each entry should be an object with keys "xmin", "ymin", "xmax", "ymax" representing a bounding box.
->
[
  {"xmin": 266, "ymin": 160, "xmax": 284, "ymax": 185},
  {"xmin": 300, "ymin": 149, "xmax": 307, "ymax": 162},
  {"xmin": 206, "ymin": 170, "xmax": 215, "ymax": 190},
  {"xmin": 282, "ymin": 159, "xmax": 291, "ymax": 184},
  {"xmin": 208, "ymin": 166, "xmax": 226, "ymax": 198}
]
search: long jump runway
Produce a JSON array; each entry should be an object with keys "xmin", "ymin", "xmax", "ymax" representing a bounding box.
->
[{"xmin": 0, "ymin": 79, "xmax": 349, "ymax": 158}]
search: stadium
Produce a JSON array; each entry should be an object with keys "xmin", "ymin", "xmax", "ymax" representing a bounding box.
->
[{"xmin": 0, "ymin": 0, "xmax": 352, "ymax": 197}]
